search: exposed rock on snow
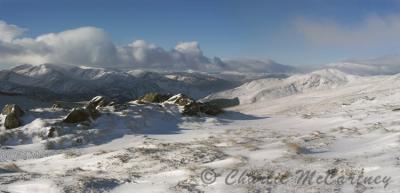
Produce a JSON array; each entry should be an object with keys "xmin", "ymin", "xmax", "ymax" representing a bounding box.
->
[
  {"xmin": 2, "ymin": 104, "xmax": 24, "ymax": 117},
  {"xmin": 63, "ymin": 96, "xmax": 114, "ymax": 123},
  {"xmin": 63, "ymin": 105, "xmax": 100, "ymax": 124},
  {"xmin": 63, "ymin": 108, "xmax": 92, "ymax": 124},
  {"xmin": 138, "ymin": 93, "xmax": 172, "ymax": 103},
  {"xmin": 2, "ymin": 104, "xmax": 24, "ymax": 129},
  {"xmin": 182, "ymin": 102, "xmax": 223, "ymax": 116},
  {"xmin": 165, "ymin": 94, "xmax": 195, "ymax": 106},
  {"xmin": 4, "ymin": 113, "xmax": 21, "ymax": 129},
  {"xmin": 88, "ymin": 96, "xmax": 113, "ymax": 108},
  {"xmin": 163, "ymin": 93, "xmax": 223, "ymax": 116}
]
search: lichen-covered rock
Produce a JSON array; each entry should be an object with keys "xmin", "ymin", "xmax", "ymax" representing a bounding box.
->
[
  {"xmin": 4, "ymin": 113, "xmax": 21, "ymax": 129},
  {"xmin": 63, "ymin": 108, "xmax": 91, "ymax": 123},
  {"xmin": 139, "ymin": 93, "xmax": 172, "ymax": 103},
  {"xmin": 166, "ymin": 94, "xmax": 194, "ymax": 106},
  {"xmin": 2, "ymin": 104, "xmax": 24, "ymax": 117},
  {"xmin": 2, "ymin": 104, "xmax": 24, "ymax": 129}
]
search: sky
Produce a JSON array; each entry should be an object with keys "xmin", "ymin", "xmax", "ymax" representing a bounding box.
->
[{"xmin": 1, "ymin": 0, "xmax": 400, "ymax": 68}]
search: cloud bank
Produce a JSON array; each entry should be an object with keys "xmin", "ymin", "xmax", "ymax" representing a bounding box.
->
[
  {"xmin": 328, "ymin": 54, "xmax": 400, "ymax": 76},
  {"xmin": 0, "ymin": 20, "xmax": 239, "ymax": 72},
  {"xmin": 294, "ymin": 14, "xmax": 400, "ymax": 47}
]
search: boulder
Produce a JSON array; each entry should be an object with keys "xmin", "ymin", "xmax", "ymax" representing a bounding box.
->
[
  {"xmin": 139, "ymin": 93, "xmax": 172, "ymax": 103},
  {"xmin": 182, "ymin": 102, "xmax": 223, "ymax": 116},
  {"xmin": 4, "ymin": 113, "xmax": 21, "ymax": 129},
  {"xmin": 182, "ymin": 102, "xmax": 202, "ymax": 116},
  {"xmin": 2, "ymin": 104, "xmax": 24, "ymax": 129},
  {"xmin": 2, "ymin": 104, "xmax": 24, "ymax": 117},
  {"xmin": 85, "ymin": 103, "xmax": 101, "ymax": 119},
  {"xmin": 204, "ymin": 97, "xmax": 240, "ymax": 109},
  {"xmin": 166, "ymin": 94, "xmax": 194, "ymax": 106},
  {"xmin": 63, "ymin": 108, "xmax": 90, "ymax": 123},
  {"xmin": 63, "ymin": 98, "xmax": 103, "ymax": 123}
]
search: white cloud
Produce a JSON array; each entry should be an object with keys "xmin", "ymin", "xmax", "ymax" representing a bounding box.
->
[
  {"xmin": 294, "ymin": 14, "xmax": 400, "ymax": 47},
  {"xmin": 0, "ymin": 20, "xmax": 220, "ymax": 71},
  {"xmin": 0, "ymin": 20, "xmax": 293, "ymax": 73},
  {"xmin": 329, "ymin": 54, "xmax": 400, "ymax": 75},
  {"xmin": 33, "ymin": 27, "xmax": 118, "ymax": 66},
  {"xmin": 0, "ymin": 20, "xmax": 25, "ymax": 42}
]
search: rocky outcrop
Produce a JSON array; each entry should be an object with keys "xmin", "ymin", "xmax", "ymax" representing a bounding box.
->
[
  {"xmin": 165, "ymin": 94, "xmax": 194, "ymax": 106},
  {"xmin": 198, "ymin": 103, "xmax": 224, "ymax": 116},
  {"xmin": 182, "ymin": 102, "xmax": 223, "ymax": 116},
  {"xmin": 63, "ymin": 96, "xmax": 111, "ymax": 123},
  {"xmin": 139, "ymin": 93, "xmax": 172, "ymax": 103},
  {"xmin": 63, "ymin": 108, "xmax": 91, "ymax": 124},
  {"xmin": 4, "ymin": 114, "xmax": 21, "ymax": 129},
  {"xmin": 2, "ymin": 104, "xmax": 24, "ymax": 117},
  {"xmin": 85, "ymin": 103, "xmax": 101, "ymax": 120},
  {"xmin": 163, "ymin": 93, "xmax": 224, "ymax": 116},
  {"xmin": 88, "ymin": 96, "xmax": 112, "ymax": 108},
  {"xmin": 2, "ymin": 104, "xmax": 24, "ymax": 129}
]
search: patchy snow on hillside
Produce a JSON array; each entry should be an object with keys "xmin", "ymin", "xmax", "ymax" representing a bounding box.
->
[{"xmin": 0, "ymin": 69, "xmax": 400, "ymax": 192}]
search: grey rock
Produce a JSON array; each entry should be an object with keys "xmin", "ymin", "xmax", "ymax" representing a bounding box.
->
[
  {"xmin": 166, "ymin": 94, "xmax": 195, "ymax": 106},
  {"xmin": 88, "ymin": 96, "xmax": 112, "ymax": 108},
  {"xmin": 139, "ymin": 93, "xmax": 172, "ymax": 103},
  {"xmin": 2, "ymin": 104, "xmax": 24, "ymax": 117},
  {"xmin": 4, "ymin": 113, "xmax": 21, "ymax": 129},
  {"xmin": 63, "ymin": 108, "xmax": 91, "ymax": 124}
]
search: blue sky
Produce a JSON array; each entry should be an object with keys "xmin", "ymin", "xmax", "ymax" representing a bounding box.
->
[{"xmin": 1, "ymin": 0, "xmax": 400, "ymax": 66}]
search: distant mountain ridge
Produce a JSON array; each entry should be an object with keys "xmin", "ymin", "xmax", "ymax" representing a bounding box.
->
[{"xmin": 0, "ymin": 64, "xmax": 241, "ymax": 102}]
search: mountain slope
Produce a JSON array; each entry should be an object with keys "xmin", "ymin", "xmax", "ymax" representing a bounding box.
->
[{"xmin": 205, "ymin": 69, "xmax": 356, "ymax": 104}]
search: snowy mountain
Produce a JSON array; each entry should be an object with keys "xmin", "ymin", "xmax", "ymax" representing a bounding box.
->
[
  {"xmin": 205, "ymin": 69, "xmax": 356, "ymax": 104},
  {"xmin": 0, "ymin": 64, "xmax": 239, "ymax": 102}
]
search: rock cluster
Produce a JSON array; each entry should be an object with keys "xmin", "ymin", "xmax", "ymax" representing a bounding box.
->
[
  {"xmin": 63, "ymin": 96, "xmax": 112, "ymax": 124},
  {"xmin": 1, "ymin": 104, "xmax": 24, "ymax": 129},
  {"xmin": 138, "ymin": 93, "xmax": 172, "ymax": 104},
  {"xmin": 155, "ymin": 93, "xmax": 223, "ymax": 116}
]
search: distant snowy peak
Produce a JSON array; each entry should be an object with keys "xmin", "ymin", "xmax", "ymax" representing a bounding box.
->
[
  {"xmin": 206, "ymin": 68, "xmax": 355, "ymax": 104},
  {"xmin": 288, "ymin": 68, "xmax": 354, "ymax": 89}
]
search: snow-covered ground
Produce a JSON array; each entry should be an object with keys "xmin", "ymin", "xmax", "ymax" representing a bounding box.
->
[{"xmin": 0, "ymin": 69, "xmax": 399, "ymax": 192}]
